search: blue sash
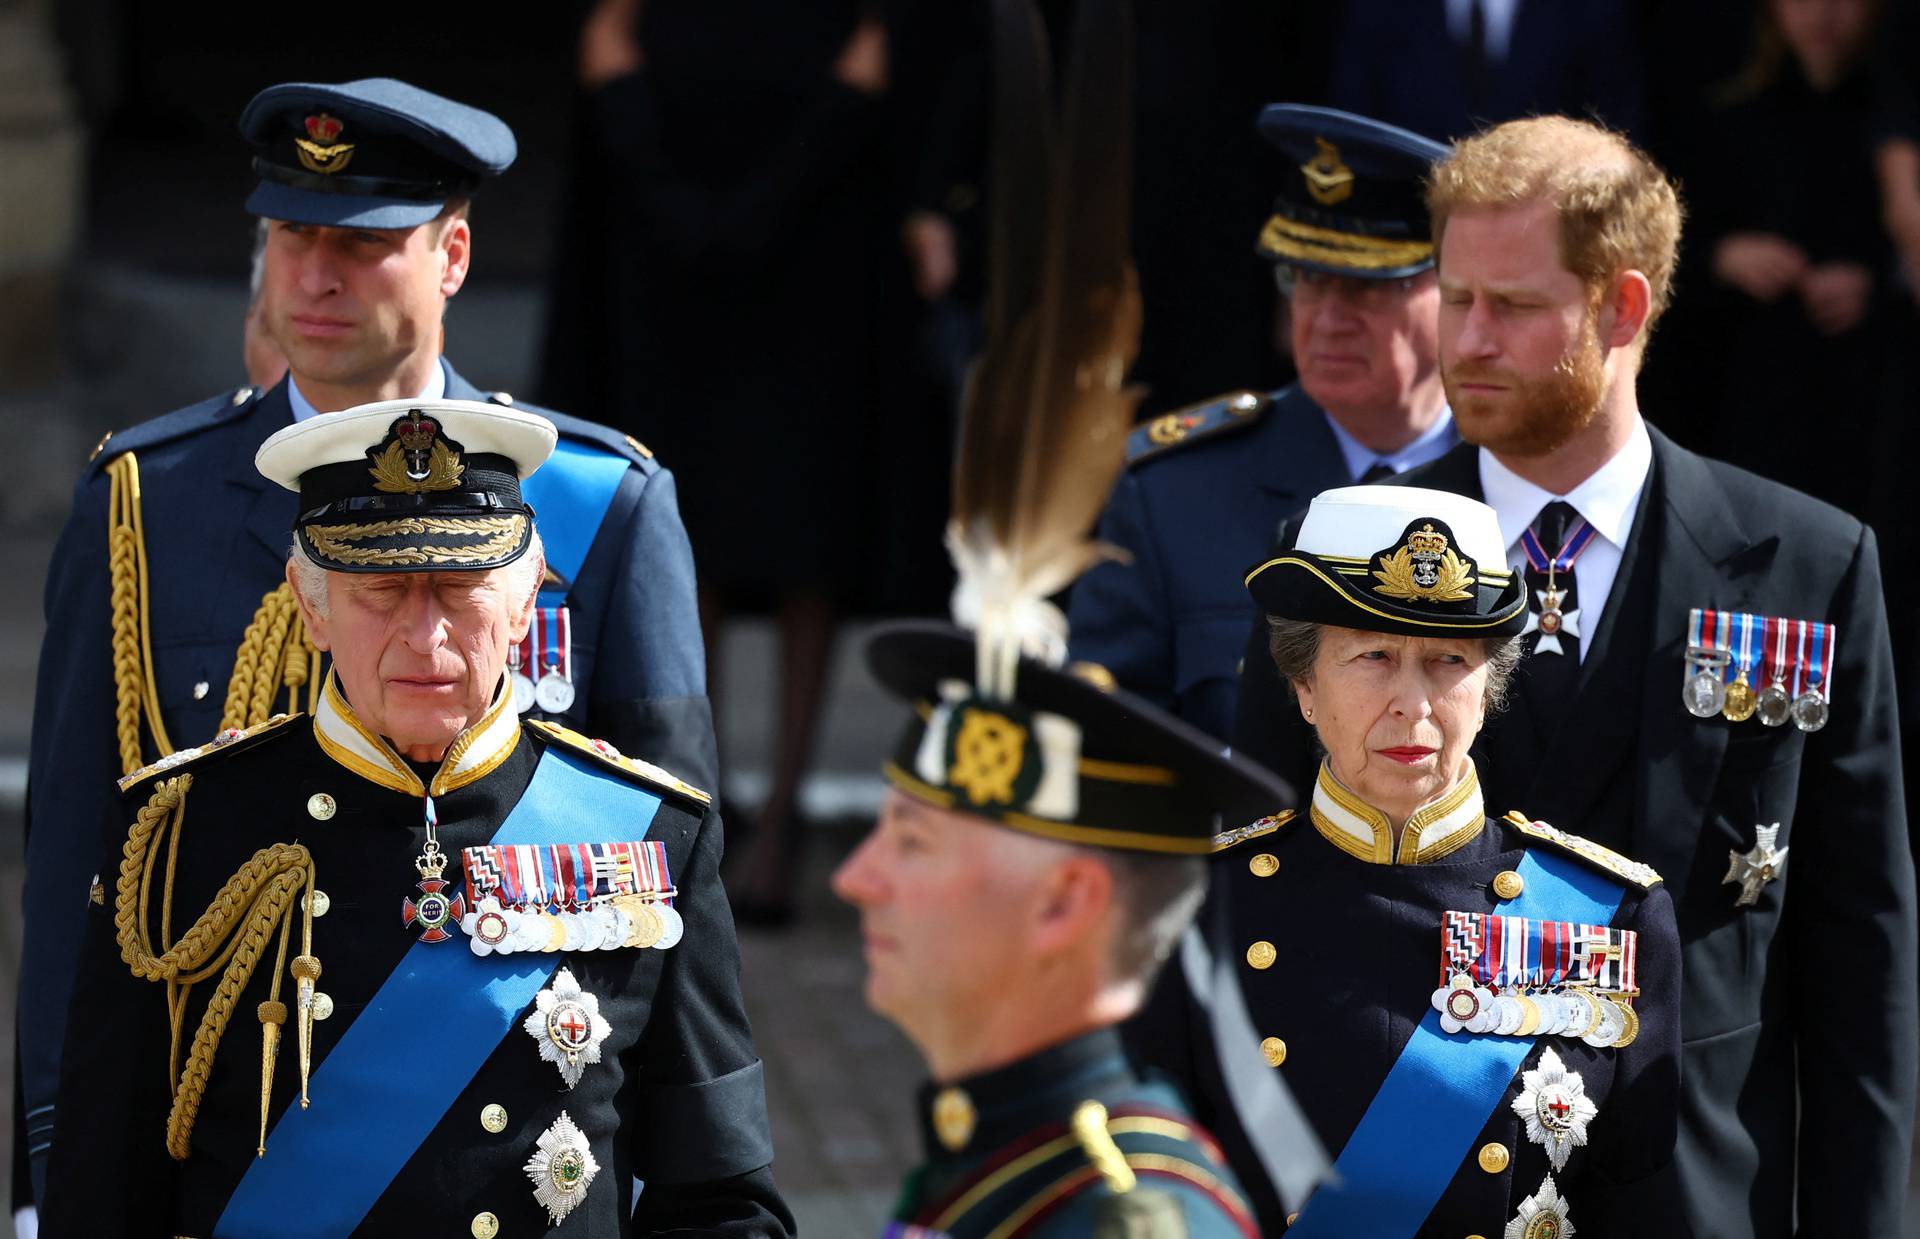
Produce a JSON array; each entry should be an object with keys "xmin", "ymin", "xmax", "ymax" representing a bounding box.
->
[
  {"xmin": 216, "ymin": 747, "xmax": 662, "ymax": 1238},
  {"xmin": 1287, "ymin": 849, "xmax": 1626, "ymax": 1238},
  {"xmin": 522, "ymin": 438, "xmax": 631, "ymax": 608}
]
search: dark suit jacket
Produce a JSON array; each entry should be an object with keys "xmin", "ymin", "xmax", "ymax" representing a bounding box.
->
[
  {"xmin": 19, "ymin": 363, "xmax": 719, "ymax": 1204},
  {"xmin": 1232, "ymin": 429, "xmax": 1919, "ymax": 1237},
  {"xmin": 1067, "ymin": 386, "xmax": 1349, "ymax": 742},
  {"xmin": 1329, "ymin": 0, "xmax": 1645, "ymax": 143}
]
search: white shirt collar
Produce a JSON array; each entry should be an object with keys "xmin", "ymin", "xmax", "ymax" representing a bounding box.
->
[
  {"xmin": 288, "ymin": 357, "xmax": 449, "ymax": 423},
  {"xmin": 1477, "ymin": 415, "xmax": 1652, "ymax": 553},
  {"xmin": 1323, "ymin": 407, "xmax": 1460, "ymax": 482}
]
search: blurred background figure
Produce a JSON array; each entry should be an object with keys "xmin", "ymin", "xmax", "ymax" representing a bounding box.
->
[
  {"xmin": 1329, "ymin": 0, "xmax": 1646, "ymax": 142},
  {"xmin": 241, "ymin": 221, "xmax": 288, "ymax": 391}
]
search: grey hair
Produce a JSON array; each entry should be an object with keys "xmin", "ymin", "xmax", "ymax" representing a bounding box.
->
[
  {"xmin": 248, "ymin": 218, "xmax": 269, "ymax": 307},
  {"xmin": 1266, "ymin": 617, "xmax": 1523, "ymax": 715},
  {"xmin": 1093, "ymin": 850, "xmax": 1208, "ymax": 987},
  {"xmin": 286, "ymin": 528, "xmax": 546, "ymax": 622}
]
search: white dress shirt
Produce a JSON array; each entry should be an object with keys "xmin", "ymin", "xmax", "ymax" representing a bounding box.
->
[
  {"xmin": 1324, "ymin": 407, "xmax": 1461, "ymax": 482},
  {"xmin": 288, "ymin": 357, "xmax": 448, "ymax": 423},
  {"xmin": 1477, "ymin": 416, "xmax": 1652, "ymax": 661}
]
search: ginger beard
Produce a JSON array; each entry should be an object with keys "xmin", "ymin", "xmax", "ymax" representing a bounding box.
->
[{"xmin": 1444, "ymin": 304, "xmax": 1609, "ymax": 458}]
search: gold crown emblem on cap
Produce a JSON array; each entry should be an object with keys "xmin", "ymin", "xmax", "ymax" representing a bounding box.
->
[
  {"xmin": 295, "ymin": 112, "xmax": 355, "ymax": 175},
  {"xmin": 1301, "ymin": 137, "xmax": 1355, "ymax": 206},
  {"xmin": 1373, "ymin": 522, "xmax": 1475, "ymax": 603},
  {"xmin": 368, "ymin": 410, "xmax": 465, "ymax": 494}
]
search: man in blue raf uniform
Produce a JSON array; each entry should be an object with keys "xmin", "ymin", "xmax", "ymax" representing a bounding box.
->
[
  {"xmin": 1234, "ymin": 116, "xmax": 1917, "ymax": 1237},
  {"xmin": 1136, "ymin": 485, "xmax": 1684, "ymax": 1236},
  {"xmin": 19, "ymin": 78, "xmax": 717, "ymax": 1213},
  {"xmin": 833, "ymin": 620, "xmax": 1318, "ymax": 1239},
  {"xmin": 40, "ymin": 400, "xmax": 790, "ymax": 1237},
  {"xmin": 1067, "ymin": 105, "xmax": 1460, "ymax": 741}
]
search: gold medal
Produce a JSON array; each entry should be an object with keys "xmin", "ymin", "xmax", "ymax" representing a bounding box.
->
[
  {"xmin": 624, "ymin": 901, "xmax": 664, "ymax": 950},
  {"xmin": 1607, "ymin": 996, "xmax": 1640, "ymax": 1048},
  {"xmin": 543, "ymin": 914, "xmax": 569, "ymax": 953},
  {"xmin": 1721, "ymin": 673, "xmax": 1757, "ymax": 722},
  {"xmin": 1514, "ymin": 994, "xmax": 1542, "ymax": 1037}
]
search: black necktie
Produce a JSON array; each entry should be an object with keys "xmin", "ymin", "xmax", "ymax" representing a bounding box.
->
[
  {"xmin": 1519, "ymin": 500, "xmax": 1583, "ymax": 723},
  {"xmin": 1358, "ymin": 460, "xmax": 1395, "ymax": 484}
]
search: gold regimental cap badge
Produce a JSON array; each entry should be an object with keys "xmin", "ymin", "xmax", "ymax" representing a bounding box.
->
[
  {"xmin": 1373, "ymin": 521, "xmax": 1476, "ymax": 604},
  {"xmin": 295, "ymin": 112, "xmax": 355, "ymax": 176},
  {"xmin": 368, "ymin": 409, "xmax": 466, "ymax": 494},
  {"xmin": 1301, "ymin": 137, "xmax": 1355, "ymax": 206}
]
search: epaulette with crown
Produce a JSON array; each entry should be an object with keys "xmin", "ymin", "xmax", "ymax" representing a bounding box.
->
[
  {"xmin": 1502, "ymin": 811, "xmax": 1663, "ymax": 889},
  {"xmin": 1125, "ymin": 390, "xmax": 1270, "ymax": 467},
  {"xmin": 116, "ymin": 712, "xmax": 303, "ymax": 794},
  {"xmin": 526, "ymin": 719, "xmax": 711, "ymax": 807}
]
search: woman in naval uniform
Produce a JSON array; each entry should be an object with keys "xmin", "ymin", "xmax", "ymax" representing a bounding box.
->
[{"xmin": 1130, "ymin": 485, "xmax": 1688, "ymax": 1239}]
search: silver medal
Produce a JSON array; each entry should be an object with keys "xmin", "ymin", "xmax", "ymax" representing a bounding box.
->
[
  {"xmin": 512, "ymin": 673, "xmax": 537, "ymax": 715},
  {"xmin": 651, "ymin": 903, "xmax": 685, "ymax": 950},
  {"xmin": 525, "ymin": 1110, "xmax": 601, "ymax": 1224},
  {"xmin": 535, "ymin": 670, "xmax": 576, "ymax": 714},
  {"xmin": 1493, "ymin": 994, "xmax": 1525, "ymax": 1037},
  {"xmin": 1582, "ymin": 995, "xmax": 1625, "ymax": 1048},
  {"xmin": 524, "ymin": 967, "xmax": 613, "ymax": 1089},
  {"xmin": 1791, "ymin": 689, "xmax": 1829, "ymax": 732},
  {"xmin": 1683, "ymin": 647, "xmax": 1730, "ymax": 718},
  {"xmin": 1756, "ymin": 681, "xmax": 1792, "ymax": 727}
]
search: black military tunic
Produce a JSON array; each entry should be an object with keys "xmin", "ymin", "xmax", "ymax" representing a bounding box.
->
[
  {"xmin": 1132, "ymin": 765, "xmax": 1685, "ymax": 1238},
  {"xmin": 41, "ymin": 684, "xmax": 787, "ymax": 1238},
  {"xmin": 888, "ymin": 1029, "xmax": 1258, "ymax": 1239}
]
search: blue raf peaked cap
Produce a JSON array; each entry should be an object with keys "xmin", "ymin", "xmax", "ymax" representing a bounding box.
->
[
  {"xmin": 1255, "ymin": 103, "xmax": 1450, "ymax": 280},
  {"xmin": 239, "ymin": 78, "xmax": 517, "ymax": 229}
]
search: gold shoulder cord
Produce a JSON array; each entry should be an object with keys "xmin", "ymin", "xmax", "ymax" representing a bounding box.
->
[
  {"xmin": 115, "ymin": 774, "xmax": 319, "ymax": 1159},
  {"xmin": 219, "ymin": 583, "xmax": 321, "ymax": 732},
  {"xmin": 1071, "ymin": 1101, "xmax": 1138, "ymax": 1194},
  {"xmin": 106, "ymin": 453, "xmax": 175, "ymax": 773}
]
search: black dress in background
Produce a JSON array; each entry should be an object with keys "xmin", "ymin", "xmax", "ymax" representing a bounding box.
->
[{"xmin": 541, "ymin": 0, "xmax": 905, "ymax": 608}]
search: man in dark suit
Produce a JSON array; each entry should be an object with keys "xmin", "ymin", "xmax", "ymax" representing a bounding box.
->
[
  {"xmin": 1067, "ymin": 105, "xmax": 1460, "ymax": 742},
  {"xmin": 1234, "ymin": 115, "xmax": 1917, "ymax": 1238},
  {"xmin": 18, "ymin": 79, "xmax": 727, "ymax": 1218},
  {"xmin": 1330, "ymin": 0, "xmax": 1645, "ymax": 143}
]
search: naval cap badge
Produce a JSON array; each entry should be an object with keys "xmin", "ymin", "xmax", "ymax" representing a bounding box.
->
[{"xmin": 1373, "ymin": 520, "xmax": 1477, "ymax": 605}]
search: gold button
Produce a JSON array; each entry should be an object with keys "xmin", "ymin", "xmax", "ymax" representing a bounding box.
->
[
  {"xmin": 1245, "ymin": 941, "xmax": 1277, "ymax": 970},
  {"xmin": 470, "ymin": 1212, "xmax": 500, "ymax": 1239},
  {"xmin": 480, "ymin": 1103, "xmax": 509, "ymax": 1134},
  {"xmin": 1287, "ymin": 1214, "xmax": 1300, "ymax": 1227},
  {"xmin": 1492, "ymin": 870, "xmax": 1525, "ymax": 900},
  {"xmin": 1477, "ymin": 1142, "xmax": 1510, "ymax": 1174},
  {"xmin": 306, "ymin": 889, "xmax": 331, "ymax": 917},
  {"xmin": 1249, "ymin": 853, "xmax": 1279, "ymax": 878},
  {"xmin": 1259, "ymin": 1036, "xmax": 1287, "ymax": 1067},
  {"xmin": 307, "ymin": 794, "xmax": 336, "ymax": 822},
  {"xmin": 312, "ymin": 992, "xmax": 334, "ymax": 1021}
]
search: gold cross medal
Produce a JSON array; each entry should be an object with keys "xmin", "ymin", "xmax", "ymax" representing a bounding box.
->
[
  {"xmin": 525, "ymin": 1110, "xmax": 600, "ymax": 1224},
  {"xmin": 525, "ymin": 966, "xmax": 613, "ymax": 1088}
]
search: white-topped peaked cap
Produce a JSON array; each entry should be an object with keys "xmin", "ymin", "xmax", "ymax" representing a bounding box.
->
[
  {"xmin": 257, "ymin": 398, "xmax": 558, "ymax": 574},
  {"xmin": 255, "ymin": 397, "xmax": 555, "ymax": 492},
  {"xmin": 1245, "ymin": 484, "xmax": 1529, "ymax": 636}
]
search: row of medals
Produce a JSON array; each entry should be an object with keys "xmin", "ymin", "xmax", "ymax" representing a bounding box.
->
[
  {"xmin": 510, "ymin": 663, "xmax": 575, "ymax": 715},
  {"xmin": 468, "ymin": 892, "xmax": 682, "ymax": 955},
  {"xmin": 1683, "ymin": 648, "xmax": 1828, "ymax": 731},
  {"xmin": 1439, "ymin": 976, "xmax": 1640, "ymax": 1048}
]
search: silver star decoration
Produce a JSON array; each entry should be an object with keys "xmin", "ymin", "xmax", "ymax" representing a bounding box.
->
[
  {"xmin": 1511, "ymin": 1046, "xmax": 1598, "ymax": 1171},
  {"xmin": 1724, "ymin": 824, "xmax": 1788, "ymax": 908},
  {"xmin": 524, "ymin": 966, "xmax": 613, "ymax": 1088},
  {"xmin": 524, "ymin": 1110, "xmax": 600, "ymax": 1224},
  {"xmin": 1521, "ymin": 588, "xmax": 1582, "ymax": 656},
  {"xmin": 1505, "ymin": 1174, "xmax": 1576, "ymax": 1239}
]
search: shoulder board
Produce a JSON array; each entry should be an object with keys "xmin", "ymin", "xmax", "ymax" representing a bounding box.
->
[
  {"xmin": 1503, "ymin": 811, "xmax": 1663, "ymax": 889},
  {"xmin": 87, "ymin": 386, "xmax": 262, "ymax": 474},
  {"xmin": 526, "ymin": 718, "xmax": 711, "ymax": 806},
  {"xmin": 1125, "ymin": 390, "xmax": 1270, "ymax": 467},
  {"xmin": 117, "ymin": 712, "xmax": 303, "ymax": 794},
  {"xmin": 1210, "ymin": 809, "xmax": 1296, "ymax": 852},
  {"xmin": 487, "ymin": 393, "xmax": 658, "ymax": 472}
]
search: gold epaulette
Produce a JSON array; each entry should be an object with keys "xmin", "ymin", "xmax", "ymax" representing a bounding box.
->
[
  {"xmin": 1125, "ymin": 391, "xmax": 1270, "ymax": 467},
  {"xmin": 1503, "ymin": 811, "xmax": 1663, "ymax": 889},
  {"xmin": 526, "ymin": 719, "xmax": 712, "ymax": 806},
  {"xmin": 1210, "ymin": 809, "xmax": 1296, "ymax": 852},
  {"xmin": 116, "ymin": 713, "xmax": 303, "ymax": 794}
]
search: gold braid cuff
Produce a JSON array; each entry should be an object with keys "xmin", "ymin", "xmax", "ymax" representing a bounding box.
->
[{"xmin": 114, "ymin": 775, "xmax": 318, "ymax": 1160}]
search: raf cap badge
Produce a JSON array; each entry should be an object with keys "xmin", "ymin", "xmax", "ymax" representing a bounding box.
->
[
  {"xmin": 295, "ymin": 112, "xmax": 354, "ymax": 175},
  {"xmin": 1301, "ymin": 136, "xmax": 1355, "ymax": 206}
]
